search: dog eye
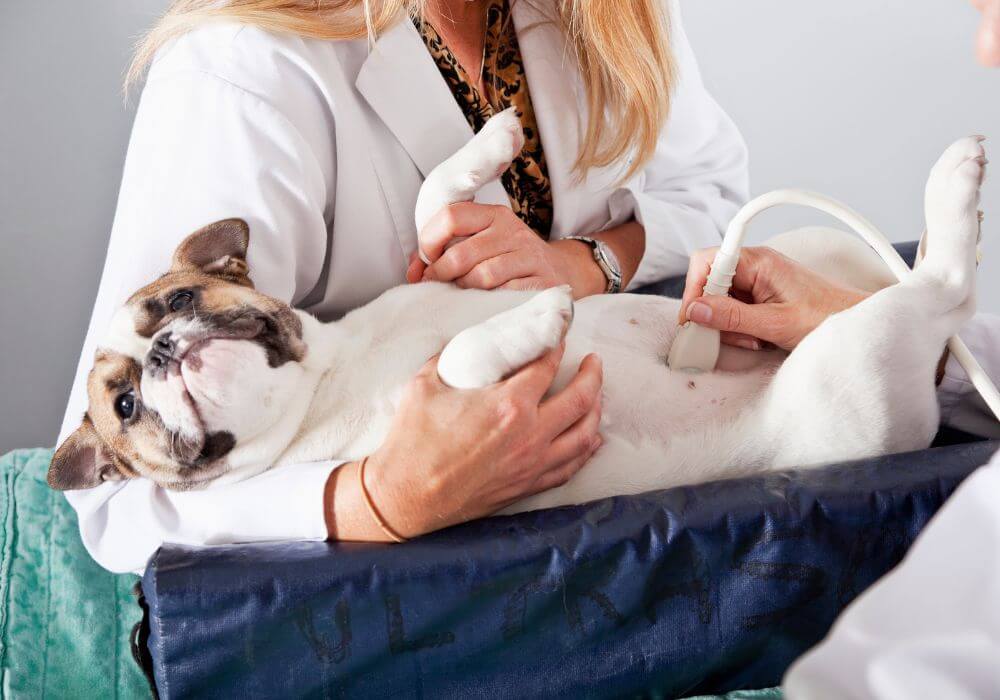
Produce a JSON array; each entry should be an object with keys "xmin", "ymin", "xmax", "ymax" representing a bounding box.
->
[
  {"xmin": 114, "ymin": 391, "xmax": 136, "ymax": 421},
  {"xmin": 168, "ymin": 290, "xmax": 194, "ymax": 312}
]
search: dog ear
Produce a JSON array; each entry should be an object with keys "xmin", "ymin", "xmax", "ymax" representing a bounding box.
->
[
  {"xmin": 171, "ymin": 219, "xmax": 251, "ymax": 282},
  {"xmin": 48, "ymin": 418, "xmax": 128, "ymax": 491}
]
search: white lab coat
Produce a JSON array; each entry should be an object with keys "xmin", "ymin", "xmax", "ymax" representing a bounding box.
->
[
  {"xmin": 58, "ymin": 1, "xmax": 998, "ymax": 576},
  {"xmin": 58, "ymin": 0, "xmax": 751, "ymax": 573}
]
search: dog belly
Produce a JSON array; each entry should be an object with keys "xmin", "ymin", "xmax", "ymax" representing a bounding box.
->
[
  {"xmin": 281, "ymin": 287, "xmax": 784, "ymax": 498},
  {"xmin": 501, "ymin": 293, "xmax": 783, "ymax": 511}
]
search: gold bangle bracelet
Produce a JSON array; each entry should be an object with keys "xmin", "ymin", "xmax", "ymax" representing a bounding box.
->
[{"xmin": 358, "ymin": 455, "xmax": 407, "ymax": 543}]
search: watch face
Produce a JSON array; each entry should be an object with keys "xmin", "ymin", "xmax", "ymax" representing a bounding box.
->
[
  {"xmin": 594, "ymin": 241, "xmax": 623, "ymax": 292},
  {"xmin": 598, "ymin": 244, "xmax": 621, "ymax": 275}
]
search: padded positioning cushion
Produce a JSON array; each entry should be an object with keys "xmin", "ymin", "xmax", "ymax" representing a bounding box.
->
[
  {"xmin": 142, "ymin": 438, "xmax": 998, "ymax": 698},
  {"xmin": 0, "ymin": 448, "xmax": 147, "ymax": 698}
]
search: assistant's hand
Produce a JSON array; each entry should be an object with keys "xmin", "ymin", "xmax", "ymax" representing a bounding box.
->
[
  {"xmin": 406, "ymin": 202, "xmax": 606, "ymax": 299},
  {"xmin": 678, "ymin": 246, "xmax": 869, "ymax": 351},
  {"xmin": 973, "ymin": 0, "xmax": 1000, "ymax": 66},
  {"xmin": 325, "ymin": 344, "xmax": 603, "ymax": 541}
]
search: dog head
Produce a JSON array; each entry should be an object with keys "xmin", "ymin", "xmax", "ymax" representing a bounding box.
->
[{"xmin": 50, "ymin": 219, "xmax": 313, "ymax": 491}]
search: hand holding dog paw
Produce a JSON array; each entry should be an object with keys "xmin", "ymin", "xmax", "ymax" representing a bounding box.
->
[
  {"xmin": 414, "ymin": 203, "xmax": 605, "ymax": 299},
  {"xmin": 325, "ymin": 345, "xmax": 604, "ymax": 541},
  {"xmin": 678, "ymin": 246, "xmax": 870, "ymax": 351}
]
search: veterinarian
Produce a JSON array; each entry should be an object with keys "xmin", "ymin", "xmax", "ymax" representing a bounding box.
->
[
  {"xmin": 60, "ymin": 0, "xmax": 748, "ymax": 573},
  {"xmin": 674, "ymin": 5, "xmax": 1000, "ymax": 694}
]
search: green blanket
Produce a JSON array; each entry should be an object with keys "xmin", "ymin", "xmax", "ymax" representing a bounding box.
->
[
  {"xmin": 1, "ymin": 448, "xmax": 146, "ymax": 698},
  {"xmin": 0, "ymin": 447, "xmax": 782, "ymax": 699}
]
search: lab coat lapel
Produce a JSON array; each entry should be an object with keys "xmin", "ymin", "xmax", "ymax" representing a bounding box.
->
[
  {"xmin": 511, "ymin": 1, "xmax": 586, "ymax": 237},
  {"xmin": 355, "ymin": 16, "xmax": 509, "ymax": 209},
  {"xmin": 512, "ymin": 2, "xmax": 639, "ymax": 237}
]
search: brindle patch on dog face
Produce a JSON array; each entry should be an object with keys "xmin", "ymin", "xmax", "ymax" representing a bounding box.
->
[{"xmin": 50, "ymin": 219, "xmax": 307, "ymax": 491}]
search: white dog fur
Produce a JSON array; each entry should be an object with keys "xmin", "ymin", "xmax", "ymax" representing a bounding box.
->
[{"xmin": 75, "ymin": 113, "xmax": 986, "ymax": 512}]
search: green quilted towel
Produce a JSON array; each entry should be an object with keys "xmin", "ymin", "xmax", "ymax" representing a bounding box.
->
[
  {"xmin": 0, "ymin": 447, "xmax": 782, "ymax": 699},
  {"xmin": 0, "ymin": 448, "xmax": 147, "ymax": 699},
  {"xmin": 684, "ymin": 689, "xmax": 783, "ymax": 699}
]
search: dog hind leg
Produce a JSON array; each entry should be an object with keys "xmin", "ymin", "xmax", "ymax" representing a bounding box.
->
[{"xmin": 756, "ymin": 137, "xmax": 986, "ymax": 467}]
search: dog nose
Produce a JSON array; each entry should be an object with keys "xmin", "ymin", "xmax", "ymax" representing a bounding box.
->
[
  {"xmin": 146, "ymin": 334, "xmax": 176, "ymax": 372},
  {"xmin": 154, "ymin": 335, "xmax": 175, "ymax": 354}
]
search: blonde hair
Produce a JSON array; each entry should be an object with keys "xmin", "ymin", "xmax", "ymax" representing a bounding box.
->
[{"xmin": 128, "ymin": 0, "xmax": 675, "ymax": 180}]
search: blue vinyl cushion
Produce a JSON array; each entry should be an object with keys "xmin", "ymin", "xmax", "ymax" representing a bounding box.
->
[
  {"xmin": 141, "ymin": 240, "xmax": 998, "ymax": 697},
  {"xmin": 142, "ymin": 438, "xmax": 998, "ymax": 698}
]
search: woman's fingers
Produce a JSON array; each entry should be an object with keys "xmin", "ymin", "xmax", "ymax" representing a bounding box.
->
[
  {"xmin": 501, "ymin": 342, "xmax": 568, "ymax": 405},
  {"xmin": 498, "ymin": 278, "xmax": 547, "ymax": 291},
  {"xmin": 428, "ymin": 228, "xmax": 517, "ymax": 282},
  {"xmin": 977, "ymin": 0, "xmax": 1000, "ymax": 66},
  {"xmin": 528, "ymin": 439, "xmax": 602, "ymax": 496},
  {"xmin": 537, "ymin": 353, "xmax": 603, "ymax": 439},
  {"xmin": 419, "ymin": 202, "xmax": 502, "ymax": 263},
  {"xmin": 406, "ymin": 250, "xmax": 427, "ymax": 284},
  {"xmin": 456, "ymin": 251, "xmax": 537, "ymax": 289},
  {"xmin": 685, "ymin": 294, "xmax": 786, "ymax": 348},
  {"xmin": 720, "ymin": 331, "xmax": 763, "ymax": 351},
  {"xmin": 678, "ymin": 247, "xmax": 717, "ymax": 323},
  {"xmin": 540, "ymin": 391, "xmax": 602, "ymax": 469}
]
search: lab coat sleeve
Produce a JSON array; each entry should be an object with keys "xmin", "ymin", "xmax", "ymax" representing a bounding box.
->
[
  {"xmin": 782, "ymin": 447, "xmax": 1000, "ymax": 699},
  {"xmin": 938, "ymin": 313, "xmax": 1000, "ymax": 439},
  {"xmin": 58, "ymin": 27, "xmax": 342, "ymax": 574},
  {"xmin": 613, "ymin": 0, "xmax": 750, "ymax": 289}
]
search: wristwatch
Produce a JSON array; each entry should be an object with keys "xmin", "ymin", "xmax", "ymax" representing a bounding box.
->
[{"xmin": 565, "ymin": 236, "xmax": 623, "ymax": 293}]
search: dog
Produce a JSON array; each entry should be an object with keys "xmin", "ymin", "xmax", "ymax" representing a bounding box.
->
[{"xmin": 49, "ymin": 113, "xmax": 986, "ymax": 516}]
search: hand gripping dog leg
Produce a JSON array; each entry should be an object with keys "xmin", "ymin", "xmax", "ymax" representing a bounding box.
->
[{"xmin": 413, "ymin": 108, "xmax": 525, "ymax": 264}]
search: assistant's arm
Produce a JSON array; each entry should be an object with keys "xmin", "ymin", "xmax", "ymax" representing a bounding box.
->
[
  {"xmin": 610, "ymin": 0, "xmax": 750, "ymax": 289},
  {"xmin": 59, "ymin": 27, "xmax": 340, "ymax": 574}
]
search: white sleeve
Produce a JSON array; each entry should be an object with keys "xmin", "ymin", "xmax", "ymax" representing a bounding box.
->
[
  {"xmin": 937, "ymin": 313, "xmax": 1000, "ymax": 439},
  {"xmin": 613, "ymin": 0, "xmax": 750, "ymax": 289},
  {"xmin": 783, "ymin": 448, "xmax": 1000, "ymax": 699},
  {"xmin": 58, "ymin": 30, "xmax": 341, "ymax": 574}
]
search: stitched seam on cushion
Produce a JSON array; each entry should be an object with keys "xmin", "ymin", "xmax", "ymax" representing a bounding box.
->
[
  {"xmin": 38, "ymin": 483, "xmax": 56, "ymax": 697},
  {"xmin": 150, "ymin": 554, "xmax": 169, "ymax": 699},
  {"xmin": 113, "ymin": 578, "xmax": 119, "ymax": 699},
  {"xmin": 0, "ymin": 452, "xmax": 20, "ymax": 677}
]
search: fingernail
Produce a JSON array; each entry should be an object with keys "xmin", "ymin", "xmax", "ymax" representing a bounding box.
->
[
  {"xmin": 592, "ymin": 436, "xmax": 603, "ymax": 451},
  {"xmin": 734, "ymin": 338, "xmax": 761, "ymax": 351},
  {"xmin": 688, "ymin": 301, "xmax": 712, "ymax": 324}
]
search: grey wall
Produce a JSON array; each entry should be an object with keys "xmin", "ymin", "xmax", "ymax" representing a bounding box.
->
[
  {"xmin": 1, "ymin": 1, "xmax": 997, "ymax": 451},
  {"xmin": 1, "ymin": 1, "xmax": 169, "ymax": 452},
  {"xmin": 682, "ymin": 1, "xmax": 1000, "ymax": 304}
]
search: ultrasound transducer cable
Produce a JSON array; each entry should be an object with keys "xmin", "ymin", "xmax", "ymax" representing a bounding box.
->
[{"xmin": 666, "ymin": 189, "xmax": 1000, "ymax": 422}]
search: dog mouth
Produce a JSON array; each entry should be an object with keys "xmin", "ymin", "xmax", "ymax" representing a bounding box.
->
[{"xmin": 157, "ymin": 377, "xmax": 236, "ymax": 472}]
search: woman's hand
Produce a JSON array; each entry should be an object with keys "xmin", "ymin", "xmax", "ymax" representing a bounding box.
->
[
  {"xmin": 325, "ymin": 344, "xmax": 604, "ymax": 540},
  {"xmin": 973, "ymin": 0, "xmax": 1000, "ymax": 66},
  {"xmin": 406, "ymin": 202, "xmax": 607, "ymax": 299},
  {"xmin": 678, "ymin": 246, "xmax": 869, "ymax": 351}
]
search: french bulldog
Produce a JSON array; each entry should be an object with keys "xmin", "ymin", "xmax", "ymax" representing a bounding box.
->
[{"xmin": 50, "ymin": 113, "xmax": 986, "ymax": 516}]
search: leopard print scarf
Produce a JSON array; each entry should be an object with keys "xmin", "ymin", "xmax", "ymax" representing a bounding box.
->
[{"xmin": 415, "ymin": 0, "xmax": 554, "ymax": 238}]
